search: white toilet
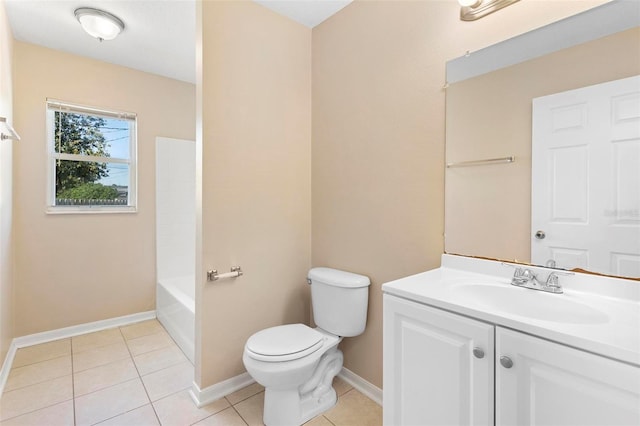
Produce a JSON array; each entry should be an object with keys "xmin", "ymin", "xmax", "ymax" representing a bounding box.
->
[{"xmin": 242, "ymin": 267, "xmax": 370, "ymax": 426}]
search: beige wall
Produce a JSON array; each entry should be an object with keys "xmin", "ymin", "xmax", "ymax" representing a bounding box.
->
[
  {"xmin": 446, "ymin": 28, "xmax": 640, "ymax": 264},
  {"xmin": 311, "ymin": 0, "xmax": 608, "ymax": 388},
  {"xmin": 4, "ymin": 0, "xmax": 610, "ymax": 391},
  {"xmin": 13, "ymin": 42, "xmax": 195, "ymax": 336},
  {"xmin": 0, "ymin": 0, "xmax": 14, "ymax": 360},
  {"xmin": 196, "ymin": 1, "xmax": 311, "ymax": 387}
]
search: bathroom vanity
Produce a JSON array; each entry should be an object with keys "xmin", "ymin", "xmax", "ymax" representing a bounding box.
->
[{"xmin": 382, "ymin": 254, "xmax": 640, "ymax": 426}]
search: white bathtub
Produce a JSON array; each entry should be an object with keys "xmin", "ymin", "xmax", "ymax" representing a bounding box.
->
[{"xmin": 157, "ymin": 276, "xmax": 194, "ymax": 363}]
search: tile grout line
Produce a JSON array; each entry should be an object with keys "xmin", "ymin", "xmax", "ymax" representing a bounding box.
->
[
  {"xmin": 125, "ymin": 330, "xmax": 179, "ymax": 359},
  {"xmin": 185, "ymin": 406, "xmax": 219, "ymax": 426},
  {"xmin": 182, "ymin": 383, "xmax": 260, "ymax": 425},
  {"xmin": 72, "ymin": 325, "xmax": 165, "ymax": 425},
  {"xmin": 117, "ymin": 325, "xmax": 163, "ymax": 426},
  {"xmin": 231, "ymin": 390, "xmax": 266, "ymax": 426},
  {"xmin": 0, "ymin": 386, "xmax": 74, "ymax": 422},
  {"xmin": 118, "ymin": 320, "xmax": 196, "ymax": 425},
  {"xmin": 71, "ymin": 328, "xmax": 129, "ymax": 356},
  {"xmin": 77, "ymin": 377, "xmax": 144, "ymax": 425},
  {"xmin": 0, "ymin": 394, "xmax": 75, "ymax": 424},
  {"xmin": 71, "ymin": 326, "xmax": 149, "ymax": 425},
  {"xmin": 226, "ymin": 388, "xmax": 264, "ymax": 406},
  {"xmin": 83, "ymin": 322, "xmax": 178, "ymax": 424},
  {"xmin": 130, "ymin": 345, "xmax": 188, "ymax": 377},
  {"xmin": 70, "ymin": 337, "xmax": 77, "ymax": 426},
  {"xmin": 8, "ymin": 351, "xmax": 70, "ymax": 370},
  {"xmin": 123, "ymin": 323, "xmax": 198, "ymax": 424},
  {"xmin": 229, "ymin": 403, "xmax": 250, "ymax": 426},
  {"xmin": 323, "ymin": 414, "xmax": 338, "ymax": 426},
  {"xmin": 0, "ymin": 338, "xmax": 74, "ymax": 424},
  {"xmin": 2, "ymin": 360, "xmax": 72, "ymax": 394},
  {"xmin": 1, "ymin": 322, "xmax": 189, "ymax": 426}
]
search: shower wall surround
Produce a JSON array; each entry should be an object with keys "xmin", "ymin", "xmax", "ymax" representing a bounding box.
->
[
  {"xmin": 155, "ymin": 137, "xmax": 196, "ymax": 362},
  {"xmin": 156, "ymin": 137, "xmax": 196, "ymax": 282}
]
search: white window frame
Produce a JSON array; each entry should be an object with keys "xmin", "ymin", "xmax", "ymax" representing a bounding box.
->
[{"xmin": 46, "ymin": 99, "xmax": 138, "ymax": 214}]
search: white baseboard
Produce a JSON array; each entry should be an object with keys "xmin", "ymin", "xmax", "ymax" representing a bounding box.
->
[
  {"xmin": 0, "ymin": 310, "xmax": 156, "ymax": 395},
  {"xmin": 189, "ymin": 367, "xmax": 382, "ymax": 410},
  {"xmin": 338, "ymin": 367, "xmax": 383, "ymax": 406},
  {"xmin": 12, "ymin": 311, "xmax": 156, "ymax": 349},
  {"xmin": 0, "ymin": 340, "xmax": 18, "ymax": 397},
  {"xmin": 189, "ymin": 372, "xmax": 255, "ymax": 408}
]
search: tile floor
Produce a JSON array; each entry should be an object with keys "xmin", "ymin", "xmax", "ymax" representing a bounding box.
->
[{"xmin": 0, "ymin": 320, "xmax": 382, "ymax": 425}]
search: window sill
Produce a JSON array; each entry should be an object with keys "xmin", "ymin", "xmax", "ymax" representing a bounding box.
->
[{"xmin": 46, "ymin": 206, "xmax": 137, "ymax": 215}]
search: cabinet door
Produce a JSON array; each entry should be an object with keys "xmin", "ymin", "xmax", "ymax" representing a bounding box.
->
[
  {"xmin": 496, "ymin": 327, "xmax": 640, "ymax": 426},
  {"xmin": 383, "ymin": 294, "xmax": 494, "ymax": 426}
]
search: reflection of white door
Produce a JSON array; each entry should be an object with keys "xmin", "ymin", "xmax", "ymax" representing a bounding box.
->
[{"xmin": 532, "ymin": 75, "xmax": 640, "ymax": 277}]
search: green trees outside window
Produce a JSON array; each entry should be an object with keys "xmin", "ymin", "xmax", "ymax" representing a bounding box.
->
[
  {"xmin": 54, "ymin": 112, "xmax": 111, "ymax": 196},
  {"xmin": 52, "ymin": 110, "xmax": 132, "ymax": 206}
]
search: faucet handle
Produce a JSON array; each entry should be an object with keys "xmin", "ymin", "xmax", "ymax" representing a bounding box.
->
[
  {"xmin": 544, "ymin": 272, "xmax": 565, "ymax": 293},
  {"xmin": 521, "ymin": 269, "xmax": 536, "ymax": 279},
  {"xmin": 546, "ymin": 272, "xmax": 560, "ymax": 287},
  {"xmin": 545, "ymin": 269, "xmax": 574, "ymax": 286},
  {"xmin": 501, "ymin": 263, "xmax": 531, "ymax": 284}
]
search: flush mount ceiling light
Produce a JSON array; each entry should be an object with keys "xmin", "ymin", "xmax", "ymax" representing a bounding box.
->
[
  {"xmin": 74, "ymin": 7, "xmax": 125, "ymax": 41},
  {"xmin": 458, "ymin": 0, "xmax": 520, "ymax": 21}
]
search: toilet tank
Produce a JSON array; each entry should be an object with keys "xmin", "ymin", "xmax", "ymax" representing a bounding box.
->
[{"xmin": 308, "ymin": 267, "xmax": 370, "ymax": 337}]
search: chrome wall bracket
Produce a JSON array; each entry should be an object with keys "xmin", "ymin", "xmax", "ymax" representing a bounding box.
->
[
  {"xmin": 207, "ymin": 266, "xmax": 243, "ymax": 282},
  {"xmin": 0, "ymin": 117, "xmax": 20, "ymax": 141}
]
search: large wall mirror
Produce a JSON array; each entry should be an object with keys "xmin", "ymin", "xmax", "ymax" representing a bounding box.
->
[{"xmin": 445, "ymin": 0, "xmax": 640, "ymax": 279}]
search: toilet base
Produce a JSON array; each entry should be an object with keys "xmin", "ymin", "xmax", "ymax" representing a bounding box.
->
[
  {"xmin": 263, "ymin": 347, "xmax": 344, "ymax": 426},
  {"xmin": 299, "ymin": 386, "xmax": 337, "ymax": 424}
]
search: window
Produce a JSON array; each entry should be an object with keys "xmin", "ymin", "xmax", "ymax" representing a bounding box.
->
[{"xmin": 46, "ymin": 100, "xmax": 137, "ymax": 213}]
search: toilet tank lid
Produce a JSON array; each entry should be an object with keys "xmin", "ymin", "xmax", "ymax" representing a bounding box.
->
[{"xmin": 308, "ymin": 267, "xmax": 370, "ymax": 288}]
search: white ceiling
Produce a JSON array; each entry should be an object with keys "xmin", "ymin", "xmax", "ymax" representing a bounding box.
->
[
  {"xmin": 4, "ymin": 0, "xmax": 352, "ymax": 85},
  {"xmin": 254, "ymin": 0, "xmax": 351, "ymax": 28}
]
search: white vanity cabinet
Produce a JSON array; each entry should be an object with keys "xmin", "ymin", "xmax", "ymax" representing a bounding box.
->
[
  {"xmin": 383, "ymin": 293, "xmax": 640, "ymax": 426},
  {"xmin": 383, "ymin": 294, "xmax": 494, "ymax": 426},
  {"xmin": 496, "ymin": 327, "xmax": 640, "ymax": 426}
]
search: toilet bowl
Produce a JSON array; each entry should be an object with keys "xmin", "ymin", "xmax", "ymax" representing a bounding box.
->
[
  {"xmin": 242, "ymin": 267, "xmax": 370, "ymax": 426},
  {"xmin": 243, "ymin": 324, "xmax": 343, "ymax": 425}
]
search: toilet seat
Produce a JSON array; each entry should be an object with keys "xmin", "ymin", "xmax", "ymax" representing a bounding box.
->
[{"xmin": 246, "ymin": 324, "xmax": 325, "ymax": 362}]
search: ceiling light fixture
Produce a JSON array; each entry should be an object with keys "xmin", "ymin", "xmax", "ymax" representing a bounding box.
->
[
  {"xmin": 74, "ymin": 7, "xmax": 124, "ymax": 42},
  {"xmin": 458, "ymin": 0, "xmax": 519, "ymax": 21}
]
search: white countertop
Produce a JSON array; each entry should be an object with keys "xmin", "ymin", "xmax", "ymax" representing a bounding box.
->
[{"xmin": 382, "ymin": 254, "xmax": 640, "ymax": 366}]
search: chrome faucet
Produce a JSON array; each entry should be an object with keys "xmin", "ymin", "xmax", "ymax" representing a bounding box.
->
[
  {"xmin": 511, "ymin": 267, "xmax": 563, "ymax": 293},
  {"xmin": 502, "ymin": 263, "xmax": 571, "ymax": 294}
]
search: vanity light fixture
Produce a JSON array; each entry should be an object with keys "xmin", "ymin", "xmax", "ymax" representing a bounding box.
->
[
  {"xmin": 74, "ymin": 7, "xmax": 125, "ymax": 42},
  {"xmin": 0, "ymin": 117, "xmax": 20, "ymax": 141},
  {"xmin": 458, "ymin": 0, "xmax": 520, "ymax": 21}
]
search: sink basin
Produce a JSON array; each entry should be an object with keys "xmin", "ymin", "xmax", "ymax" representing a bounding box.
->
[{"xmin": 449, "ymin": 282, "xmax": 610, "ymax": 324}]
